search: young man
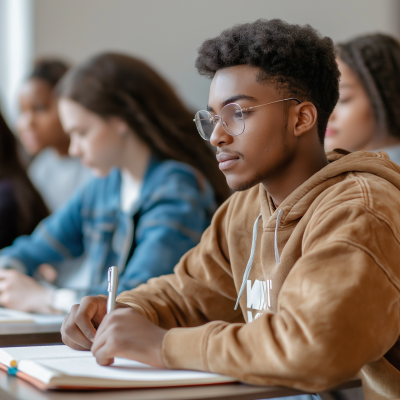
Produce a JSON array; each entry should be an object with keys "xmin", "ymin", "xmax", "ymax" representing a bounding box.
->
[{"xmin": 61, "ymin": 20, "xmax": 400, "ymax": 400}]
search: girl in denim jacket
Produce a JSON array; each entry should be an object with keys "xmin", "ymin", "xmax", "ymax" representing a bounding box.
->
[{"xmin": 0, "ymin": 53, "xmax": 230, "ymax": 313}]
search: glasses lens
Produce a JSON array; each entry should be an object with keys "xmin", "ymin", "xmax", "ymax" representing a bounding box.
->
[
  {"xmin": 220, "ymin": 104, "xmax": 244, "ymax": 136},
  {"xmin": 194, "ymin": 110, "xmax": 214, "ymax": 140}
]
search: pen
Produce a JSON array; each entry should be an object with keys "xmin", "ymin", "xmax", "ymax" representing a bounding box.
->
[{"xmin": 107, "ymin": 266, "xmax": 119, "ymax": 314}]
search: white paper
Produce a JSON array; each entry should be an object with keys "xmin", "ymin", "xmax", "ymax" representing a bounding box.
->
[
  {"xmin": 35, "ymin": 356, "xmax": 222, "ymax": 381},
  {"xmin": 1, "ymin": 345, "xmax": 235, "ymax": 387},
  {"xmin": 0, "ymin": 308, "xmax": 34, "ymax": 324},
  {"xmin": 0, "ymin": 345, "xmax": 89, "ymax": 365}
]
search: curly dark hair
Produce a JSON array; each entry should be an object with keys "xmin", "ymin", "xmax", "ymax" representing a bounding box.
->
[
  {"xmin": 195, "ymin": 19, "xmax": 340, "ymax": 143},
  {"xmin": 337, "ymin": 33, "xmax": 400, "ymax": 140}
]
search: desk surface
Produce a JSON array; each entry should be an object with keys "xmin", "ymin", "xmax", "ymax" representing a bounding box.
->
[
  {"xmin": 0, "ymin": 322, "xmax": 62, "ymax": 347},
  {"xmin": 0, "ymin": 369, "xmax": 361, "ymax": 400}
]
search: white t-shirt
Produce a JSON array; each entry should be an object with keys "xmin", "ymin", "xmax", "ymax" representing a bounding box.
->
[
  {"xmin": 120, "ymin": 170, "xmax": 142, "ymax": 214},
  {"xmin": 29, "ymin": 148, "xmax": 92, "ymax": 212}
]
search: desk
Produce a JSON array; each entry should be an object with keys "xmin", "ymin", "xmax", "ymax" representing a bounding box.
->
[
  {"xmin": 0, "ymin": 370, "xmax": 361, "ymax": 400},
  {"xmin": 0, "ymin": 322, "xmax": 62, "ymax": 347},
  {"xmin": 0, "ymin": 311, "xmax": 64, "ymax": 347}
]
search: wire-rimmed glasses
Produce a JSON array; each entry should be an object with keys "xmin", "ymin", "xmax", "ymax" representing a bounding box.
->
[{"xmin": 193, "ymin": 98, "xmax": 301, "ymax": 141}]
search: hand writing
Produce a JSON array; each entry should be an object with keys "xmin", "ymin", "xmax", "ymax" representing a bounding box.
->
[
  {"xmin": 61, "ymin": 296, "xmax": 130, "ymax": 351},
  {"xmin": 91, "ymin": 307, "xmax": 167, "ymax": 368}
]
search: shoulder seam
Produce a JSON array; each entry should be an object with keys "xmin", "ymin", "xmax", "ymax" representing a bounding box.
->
[
  {"xmin": 352, "ymin": 174, "xmax": 372, "ymax": 209},
  {"xmin": 335, "ymin": 237, "xmax": 400, "ymax": 293},
  {"xmin": 329, "ymin": 202, "xmax": 400, "ymax": 251}
]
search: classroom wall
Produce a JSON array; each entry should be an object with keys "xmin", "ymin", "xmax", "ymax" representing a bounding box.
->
[
  {"xmin": 33, "ymin": 0, "xmax": 400, "ymax": 111},
  {"xmin": 2, "ymin": 0, "xmax": 399, "ymax": 123}
]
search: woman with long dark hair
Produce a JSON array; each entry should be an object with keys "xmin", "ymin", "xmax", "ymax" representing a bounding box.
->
[
  {"xmin": 326, "ymin": 34, "xmax": 400, "ymax": 163},
  {"xmin": 0, "ymin": 53, "xmax": 230, "ymax": 313},
  {"xmin": 0, "ymin": 111, "xmax": 48, "ymax": 248}
]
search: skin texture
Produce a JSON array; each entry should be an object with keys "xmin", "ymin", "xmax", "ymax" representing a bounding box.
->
[
  {"xmin": 17, "ymin": 79, "xmax": 70, "ymax": 156},
  {"xmin": 209, "ymin": 65, "xmax": 327, "ymax": 205},
  {"xmin": 61, "ymin": 65, "xmax": 329, "ymax": 367},
  {"xmin": 0, "ymin": 270, "xmax": 53, "ymax": 313},
  {"xmin": 58, "ymin": 98, "xmax": 150, "ymax": 180},
  {"xmin": 0, "ymin": 99, "xmax": 151, "ymax": 314},
  {"xmin": 61, "ymin": 297, "xmax": 167, "ymax": 367},
  {"xmin": 325, "ymin": 58, "xmax": 400, "ymax": 152}
]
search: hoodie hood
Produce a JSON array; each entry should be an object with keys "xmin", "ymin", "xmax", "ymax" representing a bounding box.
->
[
  {"xmin": 235, "ymin": 149, "xmax": 400, "ymax": 310},
  {"xmin": 262, "ymin": 149, "xmax": 400, "ymax": 232}
]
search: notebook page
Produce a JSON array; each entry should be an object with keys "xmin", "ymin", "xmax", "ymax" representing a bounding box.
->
[
  {"xmin": 0, "ymin": 345, "xmax": 91, "ymax": 366},
  {"xmin": 27, "ymin": 356, "xmax": 232, "ymax": 384},
  {"xmin": 30, "ymin": 314, "xmax": 66, "ymax": 325},
  {"xmin": 2, "ymin": 345, "xmax": 235, "ymax": 387},
  {"xmin": 0, "ymin": 308, "xmax": 65, "ymax": 325},
  {"xmin": 0, "ymin": 308, "xmax": 34, "ymax": 324}
]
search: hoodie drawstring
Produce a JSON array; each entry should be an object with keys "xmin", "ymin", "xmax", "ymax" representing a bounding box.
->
[
  {"xmin": 234, "ymin": 213, "xmax": 262, "ymax": 310},
  {"xmin": 234, "ymin": 209, "xmax": 283, "ymax": 310},
  {"xmin": 274, "ymin": 209, "xmax": 283, "ymax": 265}
]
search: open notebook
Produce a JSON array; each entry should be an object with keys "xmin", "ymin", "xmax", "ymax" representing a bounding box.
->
[
  {"xmin": 0, "ymin": 345, "xmax": 236, "ymax": 390},
  {"xmin": 0, "ymin": 307, "xmax": 66, "ymax": 325},
  {"xmin": 0, "ymin": 308, "xmax": 35, "ymax": 324}
]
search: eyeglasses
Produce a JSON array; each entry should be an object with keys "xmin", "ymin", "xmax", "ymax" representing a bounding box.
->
[{"xmin": 193, "ymin": 98, "xmax": 301, "ymax": 141}]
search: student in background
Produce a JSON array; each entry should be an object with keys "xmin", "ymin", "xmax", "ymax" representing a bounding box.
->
[
  {"xmin": 17, "ymin": 59, "xmax": 91, "ymax": 211},
  {"xmin": 0, "ymin": 111, "xmax": 48, "ymax": 249},
  {"xmin": 326, "ymin": 34, "xmax": 400, "ymax": 163},
  {"xmin": 0, "ymin": 53, "xmax": 230, "ymax": 314}
]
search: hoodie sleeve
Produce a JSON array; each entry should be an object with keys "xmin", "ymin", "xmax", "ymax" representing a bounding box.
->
[
  {"xmin": 162, "ymin": 200, "xmax": 400, "ymax": 392},
  {"xmin": 118, "ymin": 182, "xmax": 400, "ymax": 393}
]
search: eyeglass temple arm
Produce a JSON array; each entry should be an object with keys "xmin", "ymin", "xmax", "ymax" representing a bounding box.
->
[
  {"xmin": 242, "ymin": 98, "xmax": 302, "ymax": 112},
  {"xmin": 192, "ymin": 98, "xmax": 302, "ymax": 121}
]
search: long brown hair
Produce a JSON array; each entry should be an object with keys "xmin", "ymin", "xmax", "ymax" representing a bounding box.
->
[
  {"xmin": 337, "ymin": 34, "xmax": 400, "ymax": 139},
  {"xmin": 0, "ymin": 112, "xmax": 48, "ymax": 236},
  {"xmin": 56, "ymin": 53, "xmax": 231, "ymax": 205}
]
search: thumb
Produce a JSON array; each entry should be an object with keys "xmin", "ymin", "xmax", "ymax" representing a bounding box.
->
[{"xmin": 75, "ymin": 297, "xmax": 106, "ymax": 342}]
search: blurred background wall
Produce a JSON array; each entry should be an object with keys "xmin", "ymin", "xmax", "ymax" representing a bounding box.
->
[{"xmin": 1, "ymin": 0, "xmax": 400, "ymax": 125}]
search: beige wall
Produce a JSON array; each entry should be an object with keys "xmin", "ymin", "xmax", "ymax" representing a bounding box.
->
[{"xmin": 30, "ymin": 0, "xmax": 400, "ymax": 111}]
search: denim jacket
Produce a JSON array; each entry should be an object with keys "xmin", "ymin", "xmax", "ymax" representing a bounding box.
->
[{"xmin": 0, "ymin": 156, "xmax": 217, "ymax": 305}]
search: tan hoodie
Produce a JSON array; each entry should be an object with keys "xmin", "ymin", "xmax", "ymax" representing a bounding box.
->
[{"xmin": 117, "ymin": 150, "xmax": 400, "ymax": 399}]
